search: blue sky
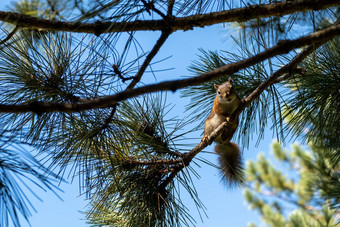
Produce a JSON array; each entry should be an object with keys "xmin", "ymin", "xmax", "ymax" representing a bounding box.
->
[{"xmin": 0, "ymin": 1, "xmax": 280, "ymax": 226}]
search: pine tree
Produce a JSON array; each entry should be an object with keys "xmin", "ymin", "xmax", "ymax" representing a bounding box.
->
[
  {"xmin": 0, "ymin": 0, "xmax": 339, "ymax": 226},
  {"xmin": 244, "ymin": 141, "xmax": 339, "ymax": 227}
]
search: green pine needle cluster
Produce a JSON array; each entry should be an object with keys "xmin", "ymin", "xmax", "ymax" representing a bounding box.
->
[
  {"xmin": 82, "ymin": 95, "xmax": 202, "ymax": 226},
  {"xmin": 244, "ymin": 141, "xmax": 339, "ymax": 227},
  {"xmin": 0, "ymin": 144, "xmax": 60, "ymax": 227},
  {"xmin": 283, "ymin": 38, "xmax": 340, "ymax": 161}
]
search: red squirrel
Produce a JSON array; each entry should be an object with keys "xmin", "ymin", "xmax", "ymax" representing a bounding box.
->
[{"xmin": 202, "ymin": 78, "xmax": 244, "ymax": 186}]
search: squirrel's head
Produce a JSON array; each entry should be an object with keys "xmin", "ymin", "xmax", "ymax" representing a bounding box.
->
[{"xmin": 214, "ymin": 78, "xmax": 237, "ymax": 102}]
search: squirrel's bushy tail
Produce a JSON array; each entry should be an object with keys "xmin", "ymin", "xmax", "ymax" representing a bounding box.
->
[{"xmin": 215, "ymin": 142, "xmax": 244, "ymax": 187}]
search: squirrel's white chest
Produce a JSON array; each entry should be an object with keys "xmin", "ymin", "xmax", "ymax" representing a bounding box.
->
[
  {"xmin": 205, "ymin": 113, "xmax": 225, "ymax": 143},
  {"xmin": 210, "ymin": 114, "xmax": 225, "ymax": 129}
]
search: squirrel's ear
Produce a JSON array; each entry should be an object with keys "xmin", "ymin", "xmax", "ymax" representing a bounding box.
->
[
  {"xmin": 214, "ymin": 84, "xmax": 219, "ymax": 90},
  {"xmin": 228, "ymin": 77, "xmax": 233, "ymax": 84}
]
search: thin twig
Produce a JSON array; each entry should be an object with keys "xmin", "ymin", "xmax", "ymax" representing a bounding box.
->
[
  {"xmin": 141, "ymin": 0, "xmax": 166, "ymax": 18},
  {"xmin": 167, "ymin": 0, "xmax": 176, "ymax": 16},
  {"xmin": 0, "ymin": 26, "xmax": 19, "ymax": 46},
  {"xmin": 112, "ymin": 64, "xmax": 135, "ymax": 83},
  {"xmin": 126, "ymin": 30, "xmax": 171, "ymax": 90},
  {"xmin": 0, "ymin": 0, "xmax": 338, "ymax": 34}
]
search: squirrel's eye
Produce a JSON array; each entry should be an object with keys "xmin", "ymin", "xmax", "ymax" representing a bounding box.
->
[{"xmin": 218, "ymin": 91, "xmax": 221, "ymax": 94}]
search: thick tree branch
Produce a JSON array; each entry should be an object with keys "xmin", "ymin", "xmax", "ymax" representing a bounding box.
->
[
  {"xmin": 0, "ymin": 23, "xmax": 338, "ymax": 114},
  {"xmin": 0, "ymin": 0, "xmax": 338, "ymax": 34}
]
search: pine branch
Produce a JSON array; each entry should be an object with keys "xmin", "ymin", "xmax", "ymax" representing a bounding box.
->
[
  {"xmin": 0, "ymin": 0, "xmax": 338, "ymax": 34},
  {"xmin": 1, "ymin": 23, "xmax": 338, "ymax": 114},
  {"xmin": 255, "ymin": 189, "xmax": 319, "ymax": 212}
]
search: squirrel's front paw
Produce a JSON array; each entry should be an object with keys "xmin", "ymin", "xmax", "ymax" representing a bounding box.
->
[
  {"xmin": 201, "ymin": 135, "xmax": 209, "ymax": 143},
  {"xmin": 201, "ymin": 135, "xmax": 213, "ymax": 145}
]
